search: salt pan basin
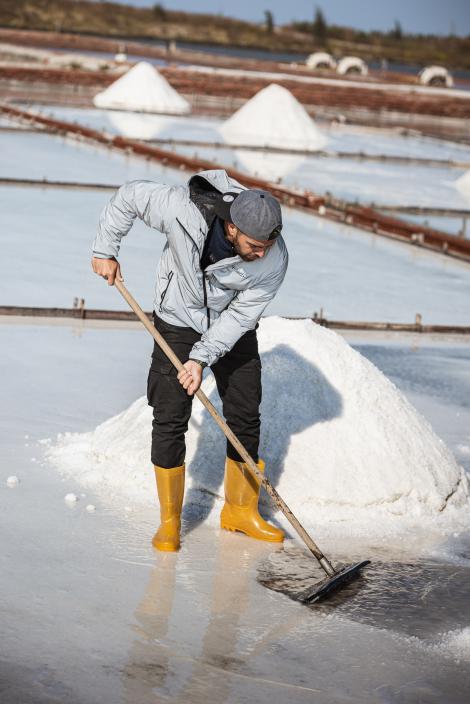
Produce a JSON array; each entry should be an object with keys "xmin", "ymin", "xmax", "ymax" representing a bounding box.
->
[{"xmin": 47, "ymin": 318, "xmax": 469, "ymax": 536}]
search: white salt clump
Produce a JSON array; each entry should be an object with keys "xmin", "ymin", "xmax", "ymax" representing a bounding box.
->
[
  {"xmin": 64, "ymin": 493, "xmax": 78, "ymax": 504},
  {"xmin": 93, "ymin": 61, "xmax": 191, "ymax": 115},
  {"xmin": 6, "ymin": 476, "xmax": 19, "ymax": 488},
  {"xmin": 436, "ymin": 628, "xmax": 470, "ymax": 661},
  {"xmin": 455, "ymin": 171, "xmax": 470, "ymax": 202},
  {"xmin": 220, "ymin": 83, "xmax": 327, "ymax": 152},
  {"xmin": 86, "ymin": 504, "xmax": 96, "ymax": 513},
  {"xmin": 46, "ymin": 318, "xmax": 469, "ymax": 537}
]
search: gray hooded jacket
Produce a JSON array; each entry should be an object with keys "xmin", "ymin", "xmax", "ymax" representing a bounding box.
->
[{"xmin": 93, "ymin": 169, "xmax": 288, "ymax": 366}]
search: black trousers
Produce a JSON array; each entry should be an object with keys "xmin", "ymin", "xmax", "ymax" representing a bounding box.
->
[{"xmin": 147, "ymin": 314, "xmax": 262, "ymax": 468}]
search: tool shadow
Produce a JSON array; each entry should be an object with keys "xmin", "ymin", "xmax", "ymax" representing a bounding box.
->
[{"xmin": 182, "ymin": 343, "xmax": 343, "ymax": 534}]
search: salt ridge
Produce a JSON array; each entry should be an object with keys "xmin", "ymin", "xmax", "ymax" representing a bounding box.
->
[{"xmin": 45, "ymin": 318, "xmax": 469, "ymax": 538}]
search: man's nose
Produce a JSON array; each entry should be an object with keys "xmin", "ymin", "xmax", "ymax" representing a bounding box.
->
[{"xmin": 255, "ymin": 249, "xmax": 265, "ymax": 258}]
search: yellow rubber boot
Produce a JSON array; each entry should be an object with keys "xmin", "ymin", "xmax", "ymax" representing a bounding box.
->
[
  {"xmin": 152, "ymin": 464, "xmax": 185, "ymax": 552},
  {"xmin": 220, "ymin": 458, "xmax": 284, "ymax": 542}
]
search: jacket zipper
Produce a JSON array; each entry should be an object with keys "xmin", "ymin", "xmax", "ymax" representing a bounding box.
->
[
  {"xmin": 203, "ymin": 273, "xmax": 210, "ymax": 327},
  {"xmin": 159, "ymin": 271, "xmax": 174, "ymax": 313},
  {"xmin": 176, "ymin": 217, "xmax": 212, "ymax": 327}
]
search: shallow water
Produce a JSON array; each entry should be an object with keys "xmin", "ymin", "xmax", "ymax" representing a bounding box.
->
[{"xmin": 258, "ymin": 546, "xmax": 470, "ymax": 639}]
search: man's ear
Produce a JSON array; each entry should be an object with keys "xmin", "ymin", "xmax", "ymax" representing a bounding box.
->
[{"xmin": 225, "ymin": 222, "xmax": 238, "ymax": 242}]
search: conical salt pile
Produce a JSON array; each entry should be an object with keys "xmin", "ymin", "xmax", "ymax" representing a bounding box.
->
[
  {"xmin": 93, "ymin": 61, "xmax": 191, "ymax": 115},
  {"xmin": 220, "ymin": 83, "xmax": 327, "ymax": 151},
  {"xmin": 46, "ymin": 318, "xmax": 468, "ymax": 537}
]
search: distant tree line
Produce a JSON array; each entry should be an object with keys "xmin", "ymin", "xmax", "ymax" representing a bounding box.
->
[{"xmin": 1, "ymin": 0, "xmax": 468, "ymax": 70}]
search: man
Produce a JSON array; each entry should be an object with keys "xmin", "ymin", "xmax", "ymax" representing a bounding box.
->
[{"xmin": 91, "ymin": 169, "xmax": 288, "ymax": 552}]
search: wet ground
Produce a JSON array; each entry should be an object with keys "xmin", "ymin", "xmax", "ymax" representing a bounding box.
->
[
  {"xmin": 2, "ymin": 108, "xmax": 470, "ymax": 701},
  {"xmin": 258, "ymin": 546, "xmax": 470, "ymax": 638}
]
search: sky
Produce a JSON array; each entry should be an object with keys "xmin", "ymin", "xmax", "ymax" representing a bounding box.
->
[{"xmin": 110, "ymin": 0, "xmax": 470, "ymax": 37}]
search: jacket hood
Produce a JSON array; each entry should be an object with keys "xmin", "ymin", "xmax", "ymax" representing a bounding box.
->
[
  {"xmin": 188, "ymin": 169, "xmax": 246, "ymax": 195},
  {"xmin": 188, "ymin": 170, "xmax": 246, "ymax": 227}
]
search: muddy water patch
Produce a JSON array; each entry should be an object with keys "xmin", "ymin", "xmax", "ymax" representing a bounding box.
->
[{"xmin": 257, "ymin": 545, "xmax": 470, "ymax": 640}]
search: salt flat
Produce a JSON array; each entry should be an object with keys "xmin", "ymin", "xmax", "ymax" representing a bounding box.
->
[{"xmin": 1, "ymin": 321, "xmax": 470, "ymax": 703}]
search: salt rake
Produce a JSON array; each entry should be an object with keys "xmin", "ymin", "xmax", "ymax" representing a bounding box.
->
[{"xmin": 116, "ymin": 280, "xmax": 370, "ymax": 604}]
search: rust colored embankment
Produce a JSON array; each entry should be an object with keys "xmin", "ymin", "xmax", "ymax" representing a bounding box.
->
[{"xmin": 1, "ymin": 63, "xmax": 470, "ymax": 120}]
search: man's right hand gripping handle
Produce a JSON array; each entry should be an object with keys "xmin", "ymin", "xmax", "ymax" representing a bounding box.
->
[{"xmin": 91, "ymin": 256, "xmax": 124, "ymax": 286}]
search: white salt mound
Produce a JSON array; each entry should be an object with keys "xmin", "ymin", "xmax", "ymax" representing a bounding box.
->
[
  {"xmin": 455, "ymin": 170, "xmax": 470, "ymax": 202},
  {"xmin": 46, "ymin": 318, "xmax": 469, "ymax": 536},
  {"xmin": 220, "ymin": 83, "xmax": 327, "ymax": 151},
  {"xmin": 6, "ymin": 476, "xmax": 19, "ymax": 488},
  {"xmin": 64, "ymin": 493, "xmax": 78, "ymax": 504},
  {"xmin": 436, "ymin": 627, "xmax": 470, "ymax": 661},
  {"xmin": 93, "ymin": 61, "xmax": 191, "ymax": 115}
]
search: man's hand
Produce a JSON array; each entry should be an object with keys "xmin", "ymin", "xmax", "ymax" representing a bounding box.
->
[
  {"xmin": 91, "ymin": 256, "xmax": 124, "ymax": 286},
  {"xmin": 177, "ymin": 360, "xmax": 203, "ymax": 396}
]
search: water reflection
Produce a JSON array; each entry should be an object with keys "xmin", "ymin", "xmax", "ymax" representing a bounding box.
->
[
  {"xmin": 231, "ymin": 148, "xmax": 305, "ymax": 180},
  {"xmin": 107, "ymin": 111, "xmax": 171, "ymax": 140},
  {"xmin": 258, "ymin": 545, "xmax": 470, "ymax": 639},
  {"xmin": 121, "ymin": 532, "xmax": 292, "ymax": 703}
]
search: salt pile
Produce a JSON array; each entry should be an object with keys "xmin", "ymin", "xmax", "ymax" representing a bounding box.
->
[
  {"xmin": 93, "ymin": 61, "xmax": 191, "ymax": 115},
  {"xmin": 220, "ymin": 83, "xmax": 327, "ymax": 152},
  {"xmin": 436, "ymin": 627, "xmax": 470, "ymax": 661},
  {"xmin": 455, "ymin": 170, "xmax": 470, "ymax": 201},
  {"xmin": 46, "ymin": 318, "xmax": 469, "ymax": 537}
]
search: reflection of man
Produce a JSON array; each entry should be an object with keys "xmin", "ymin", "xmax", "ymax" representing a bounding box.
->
[{"xmin": 91, "ymin": 170, "xmax": 288, "ymax": 552}]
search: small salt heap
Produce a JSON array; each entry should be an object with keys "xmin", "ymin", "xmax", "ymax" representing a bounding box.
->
[
  {"xmin": 455, "ymin": 171, "xmax": 470, "ymax": 202},
  {"xmin": 93, "ymin": 61, "xmax": 191, "ymax": 115},
  {"xmin": 220, "ymin": 83, "xmax": 327, "ymax": 152},
  {"xmin": 220, "ymin": 83, "xmax": 326, "ymax": 178}
]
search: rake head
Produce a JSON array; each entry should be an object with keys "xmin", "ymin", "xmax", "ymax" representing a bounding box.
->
[{"xmin": 296, "ymin": 560, "xmax": 371, "ymax": 604}]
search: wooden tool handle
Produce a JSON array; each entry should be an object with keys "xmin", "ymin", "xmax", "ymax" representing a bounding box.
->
[{"xmin": 115, "ymin": 279, "xmax": 334, "ymax": 573}]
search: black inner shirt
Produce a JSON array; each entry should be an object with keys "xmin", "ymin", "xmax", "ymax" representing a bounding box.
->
[{"xmin": 200, "ymin": 217, "xmax": 235, "ymax": 271}]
